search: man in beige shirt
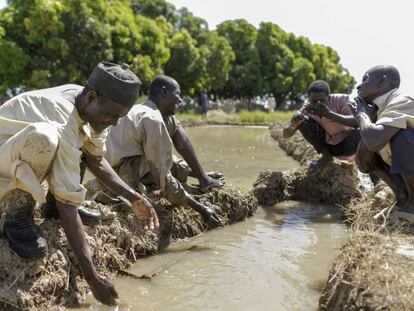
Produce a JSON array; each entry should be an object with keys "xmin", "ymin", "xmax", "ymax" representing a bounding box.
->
[
  {"xmin": 0, "ymin": 62, "xmax": 158, "ymax": 305},
  {"xmin": 351, "ymin": 65, "xmax": 414, "ymax": 222},
  {"xmin": 105, "ymin": 75, "xmax": 223, "ymax": 226}
]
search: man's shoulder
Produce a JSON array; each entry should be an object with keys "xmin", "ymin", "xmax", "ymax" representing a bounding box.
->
[
  {"xmin": 129, "ymin": 102, "xmax": 164, "ymax": 126},
  {"xmin": 11, "ymin": 84, "xmax": 82, "ymax": 104}
]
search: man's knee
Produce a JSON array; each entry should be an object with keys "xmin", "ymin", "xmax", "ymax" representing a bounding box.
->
[
  {"xmin": 20, "ymin": 123, "xmax": 59, "ymax": 177},
  {"xmin": 356, "ymin": 142, "xmax": 377, "ymax": 173}
]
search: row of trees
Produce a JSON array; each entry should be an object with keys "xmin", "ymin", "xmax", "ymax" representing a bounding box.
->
[{"xmin": 0, "ymin": 0, "xmax": 355, "ymax": 104}]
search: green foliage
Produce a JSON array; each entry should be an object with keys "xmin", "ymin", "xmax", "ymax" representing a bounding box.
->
[
  {"xmin": 0, "ymin": 0, "xmax": 355, "ymax": 104},
  {"xmin": 217, "ymin": 19, "xmax": 263, "ymax": 98}
]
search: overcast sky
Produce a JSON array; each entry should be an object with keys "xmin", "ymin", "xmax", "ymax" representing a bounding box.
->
[
  {"xmin": 168, "ymin": 0, "xmax": 414, "ymax": 96},
  {"xmin": 1, "ymin": 0, "xmax": 413, "ymax": 95}
]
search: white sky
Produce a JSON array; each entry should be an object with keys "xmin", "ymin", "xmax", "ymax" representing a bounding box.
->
[
  {"xmin": 1, "ymin": 0, "xmax": 413, "ymax": 95},
  {"xmin": 168, "ymin": 0, "xmax": 414, "ymax": 96}
]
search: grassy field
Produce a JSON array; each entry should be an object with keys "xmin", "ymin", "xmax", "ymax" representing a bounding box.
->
[{"xmin": 176, "ymin": 109, "xmax": 296, "ymax": 124}]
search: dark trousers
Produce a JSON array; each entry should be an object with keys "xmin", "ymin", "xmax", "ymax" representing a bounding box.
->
[
  {"xmin": 357, "ymin": 127, "xmax": 414, "ymax": 176},
  {"xmin": 298, "ymin": 118, "xmax": 360, "ymax": 156}
]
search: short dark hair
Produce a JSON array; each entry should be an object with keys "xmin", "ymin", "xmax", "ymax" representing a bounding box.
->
[
  {"xmin": 149, "ymin": 75, "xmax": 178, "ymax": 98},
  {"xmin": 307, "ymin": 80, "xmax": 330, "ymax": 96},
  {"xmin": 369, "ymin": 65, "xmax": 401, "ymax": 89}
]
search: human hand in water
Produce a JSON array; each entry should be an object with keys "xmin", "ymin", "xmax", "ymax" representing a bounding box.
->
[
  {"xmin": 89, "ymin": 274, "xmax": 119, "ymax": 306},
  {"xmin": 188, "ymin": 198, "xmax": 221, "ymax": 227}
]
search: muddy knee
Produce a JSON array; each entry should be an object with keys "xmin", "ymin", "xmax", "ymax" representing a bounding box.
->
[{"xmin": 20, "ymin": 123, "xmax": 59, "ymax": 178}]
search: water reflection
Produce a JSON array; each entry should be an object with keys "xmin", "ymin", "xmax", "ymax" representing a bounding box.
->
[{"xmin": 75, "ymin": 126, "xmax": 346, "ymax": 311}]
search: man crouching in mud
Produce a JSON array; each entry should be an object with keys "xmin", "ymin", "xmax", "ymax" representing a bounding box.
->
[
  {"xmin": 104, "ymin": 75, "xmax": 224, "ymax": 226},
  {"xmin": 351, "ymin": 65, "xmax": 414, "ymax": 223},
  {"xmin": 0, "ymin": 62, "xmax": 159, "ymax": 305},
  {"xmin": 283, "ymin": 80, "xmax": 360, "ymax": 169}
]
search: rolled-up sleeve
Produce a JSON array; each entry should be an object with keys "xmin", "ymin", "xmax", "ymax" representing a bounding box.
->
[{"xmin": 81, "ymin": 127, "xmax": 108, "ymax": 157}]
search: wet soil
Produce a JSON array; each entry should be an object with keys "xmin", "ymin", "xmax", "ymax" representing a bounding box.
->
[
  {"xmin": 252, "ymin": 122, "xmax": 362, "ymax": 207},
  {"xmin": 0, "ymin": 185, "xmax": 256, "ymax": 310}
]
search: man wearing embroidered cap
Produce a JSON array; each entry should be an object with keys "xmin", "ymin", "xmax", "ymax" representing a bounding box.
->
[{"xmin": 0, "ymin": 61, "xmax": 158, "ymax": 305}]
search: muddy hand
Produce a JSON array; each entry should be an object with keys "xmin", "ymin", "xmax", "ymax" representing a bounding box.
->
[
  {"xmin": 132, "ymin": 197, "xmax": 160, "ymax": 230},
  {"xmin": 199, "ymin": 175, "xmax": 225, "ymax": 193},
  {"xmin": 89, "ymin": 275, "xmax": 119, "ymax": 306},
  {"xmin": 188, "ymin": 198, "xmax": 221, "ymax": 226},
  {"xmin": 199, "ymin": 204, "xmax": 221, "ymax": 226}
]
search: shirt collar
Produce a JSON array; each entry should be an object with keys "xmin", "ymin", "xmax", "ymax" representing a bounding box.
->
[
  {"xmin": 373, "ymin": 88, "xmax": 400, "ymax": 111},
  {"xmin": 144, "ymin": 99, "xmax": 159, "ymax": 110}
]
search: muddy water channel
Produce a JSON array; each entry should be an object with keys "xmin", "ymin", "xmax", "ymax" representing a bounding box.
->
[{"xmin": 79, "ymin": 126, "xmax": 347, "ymax": 311}]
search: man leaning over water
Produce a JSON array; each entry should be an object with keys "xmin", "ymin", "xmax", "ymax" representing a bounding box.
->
[
  {"xmin": 0, "ymin": 62, "xmax": 159, "ymax": 305},
  {"xmin": 104, "ymin": 75, "xmax": 224, "ymax": 226},
  {"xmin": 351, "ymin": 65, "xmax": 414, "ymax": 223},
  {"xmin": 283, "ymin": 80, "xmax": 360, "ymax": 168}
]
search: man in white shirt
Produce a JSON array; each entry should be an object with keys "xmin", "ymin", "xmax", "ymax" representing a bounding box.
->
[
  {"xmin": 0, "ymin": 62, "xmax": 158, "ymax": 305},
  {"xmin": 105, "ymin": 75, "xmax": 223, "ymax": 226},
  {"xmin": 351, "ymin": 65, "xmax": 414, "ymax": 221}
]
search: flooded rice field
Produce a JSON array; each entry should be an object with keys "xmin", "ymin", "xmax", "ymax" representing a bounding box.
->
[{"xmin": 78, "ymin": 126, "xmax": 347, "ymax": 311}]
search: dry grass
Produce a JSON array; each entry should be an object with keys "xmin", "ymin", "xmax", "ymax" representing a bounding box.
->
[{"xmin": 321, "ymin": 182, "xmax": 414, "ymax": 310}]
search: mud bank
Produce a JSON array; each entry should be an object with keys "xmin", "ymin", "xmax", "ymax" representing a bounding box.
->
[
  {"xmin": 319, "ymin": 183, "xmax": 414, "ymax": 311},
  {"xmin": 264, "ymin": 122, "xmax": 414, "ymax": 310},
  {"xmin": 252, "ymin": 122, "xmax": 362, "ymax": 206},
  {"xmin": 0, "ymin": 186, "xmax": 257, "ymax": 310}
]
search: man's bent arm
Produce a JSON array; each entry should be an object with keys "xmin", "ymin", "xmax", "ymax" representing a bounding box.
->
[
  {"xmin": 356, "ymin": 112, "xmax": 401, "ymax": 152},
  {"xmin": 172, "ymin": 125, "xmax": 208, "ymax": 180},
  {"xmin": 83, "ymin": 154, "xmax": 141, "ymax": 202},
  {"xmin": 325, "ymin": 111, "xmax": 358, "ymax": 128}
]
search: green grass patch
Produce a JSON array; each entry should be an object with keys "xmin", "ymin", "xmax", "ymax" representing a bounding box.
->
[{"xmin": 176, "ymin": 109, "xmax": 295, "ymax": 124}]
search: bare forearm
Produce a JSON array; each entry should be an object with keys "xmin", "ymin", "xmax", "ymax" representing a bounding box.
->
[
  {"xmin": 325, "ymin": 111, "xmax": 358, "ymax": 128},
  {"xmin": 173, "ymin": 127, "xmax": 206, "ymax": 179},
  {"xmin": 84, "ymin": 155, "xmax": 140, "ymax": 202},
  {"xmin": 56, "ymin": 202, "xmax": 97, "ymax": 281}
]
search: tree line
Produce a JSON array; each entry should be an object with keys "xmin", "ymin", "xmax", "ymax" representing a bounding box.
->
[{"xmin": 0, "ymin": 0, "xmax": 355, "ymax": 105}]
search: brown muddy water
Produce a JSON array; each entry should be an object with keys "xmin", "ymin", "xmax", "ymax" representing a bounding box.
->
[{"xmin": 77, "ymin": 126, "xmax": 347, "ymax": 311}]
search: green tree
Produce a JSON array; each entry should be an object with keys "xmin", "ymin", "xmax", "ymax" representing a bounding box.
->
[
  {"xmin": 0, "ymin": 25, "xmax": 29, "ymax": 95},
  {"xmin": 199, "ymin": 31, "xmax": 235, "ymax": 93},
  {"xmin": 164, "ymin": 29, "xmax": 202, "ymax": 95},
  {"xmin": 131, "ymin": 0, "xmax": 178, "ymax": 26},
  {"xmin": 312, "ymin": 44, "xmax": 355, "ymax": 94},
  {"xmin": 217, "ymin": 19, "xmax": 262, "ymax": 98},
  {"xmin": 1, "ymin": 0, "xmax": 112, "ymax": 89}
]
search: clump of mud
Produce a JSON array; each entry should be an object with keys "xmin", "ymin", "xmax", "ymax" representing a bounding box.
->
[
  {"xmin": 0, "ymin": 186, "xmax": 256, "ymax": 310},
  {"xmin": 253, "ymin": 123, "xmax": 362, "ymax": 206},
  {"xmin": 270, "ymin": 122, "xmax": 318, "ymax": 164}
]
